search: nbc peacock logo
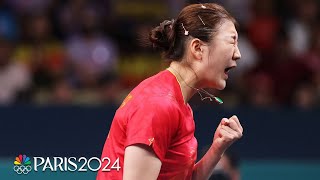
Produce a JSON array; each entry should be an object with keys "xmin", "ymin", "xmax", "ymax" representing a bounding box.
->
[{"xmin": 13, "ymin": 154, "xmax": 32, "ymax": 175}]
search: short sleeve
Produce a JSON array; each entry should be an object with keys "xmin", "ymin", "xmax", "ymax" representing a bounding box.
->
[{"xmin": 125, "ymin": 99, "xmax": 180, "ymax": 162}]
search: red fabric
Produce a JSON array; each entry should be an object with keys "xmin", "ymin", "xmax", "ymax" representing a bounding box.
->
[{"xmin": 97, "ymin": 70, "xmax": 198, "ymax": 180}]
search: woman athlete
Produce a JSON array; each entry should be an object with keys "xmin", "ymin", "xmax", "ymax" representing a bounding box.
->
[{"xmin": 97, "ymin": 3, "xmax": 243, "ymax": 180}]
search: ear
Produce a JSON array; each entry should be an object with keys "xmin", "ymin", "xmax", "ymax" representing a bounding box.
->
[{"xmin": 189, "ymin": 38, "xmax": 203, "ymax": 61}]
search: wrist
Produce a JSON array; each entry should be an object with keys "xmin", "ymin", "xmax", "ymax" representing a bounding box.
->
[{"xmin": 209, "ymin": 144, "xmax": 225, "ymax": 158}]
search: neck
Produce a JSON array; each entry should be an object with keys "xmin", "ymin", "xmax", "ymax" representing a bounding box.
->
[{"xmin": 168, "ymin": 61, "xmax": 200, "ymax": 103}]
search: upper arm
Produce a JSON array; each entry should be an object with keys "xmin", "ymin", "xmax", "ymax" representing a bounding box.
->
[
  {"xmin": 125, "ymin": 100, "xmax": 180, "ymax": 162},
  {"xmin": 124, "ymin": 144, "xmax": 161, "ymax": 180}
]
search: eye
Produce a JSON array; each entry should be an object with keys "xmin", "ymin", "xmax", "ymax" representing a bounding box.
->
[
  {"xmin": 234, "ymin": 38, "xmax": 237, "ymax": 43},
  {"xmin": 232, "ymin": 36, "xmax": 237, "ymax": 44},
  {"xmin": 230, "ymin": 40, "xmax": 236, "ymax": 46}
]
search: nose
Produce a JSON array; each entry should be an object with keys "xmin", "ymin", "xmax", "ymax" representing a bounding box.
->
[{"xmin": 233, "ymin": 45, "xmax": 241, "ymax": 61}]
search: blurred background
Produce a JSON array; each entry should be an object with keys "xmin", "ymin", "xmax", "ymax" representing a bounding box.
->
[{"xmin": 0, "ymin": 0, "xmax": 319, "ymax": 179}]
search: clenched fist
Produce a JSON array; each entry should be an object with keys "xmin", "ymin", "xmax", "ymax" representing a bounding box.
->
[{"xmin": 212, "ymin": 115, "xmax": 243, "ymax": 155}]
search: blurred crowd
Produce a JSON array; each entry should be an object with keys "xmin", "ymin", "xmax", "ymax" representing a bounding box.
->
[{"xmin": 0, "ymin": 0, "xmax": 319, "ymax": 109}]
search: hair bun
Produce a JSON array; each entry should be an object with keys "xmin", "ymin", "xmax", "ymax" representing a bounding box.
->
[{"xmin": 149, "ymin": 19, "xmax": 175, "ymax": 52}]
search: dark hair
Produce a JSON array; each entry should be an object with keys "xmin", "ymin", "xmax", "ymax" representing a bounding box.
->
[{"xmin": 149, "ymin": 3, "xmax": 236, "ymax": 61}]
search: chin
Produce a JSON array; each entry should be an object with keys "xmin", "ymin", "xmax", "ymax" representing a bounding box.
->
[
  {"xmin": 215, "ymin": 80, "xmax": 226, "ymax": 90},
  {"xmin": 206, "ymin": 78, "xmax": 226, "ymax": 90}
]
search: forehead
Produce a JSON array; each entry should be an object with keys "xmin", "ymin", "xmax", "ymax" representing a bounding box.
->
[{"xmin": 215, "ymin": 20, "xmax": 238, "ymax": 38}]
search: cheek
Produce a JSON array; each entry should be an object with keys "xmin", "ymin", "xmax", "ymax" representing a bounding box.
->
[
  {"xmin": 209, "ymin": 45, "xmax": 232, "ymax": 63},
  {"xmin": 221, "ymin": 45, "xmax": 234, "ymax": 59},
  {"xmin": 207, "ymin": 55, "xmax": 224, "ymax": 73},
  {"xmin": 205, "ymin": 45, "xmax": 232, "ymax": 73},
  {"xmin": 205, "ymin": 57, "xmax": 218, "ymax": 73}
]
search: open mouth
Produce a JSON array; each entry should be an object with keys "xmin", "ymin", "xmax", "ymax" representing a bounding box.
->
[{"xmin": 224, "ymin": 66, "xmax": 236, "ymax": 74}]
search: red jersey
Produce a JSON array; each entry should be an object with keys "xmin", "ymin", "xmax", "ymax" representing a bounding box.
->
[{"xmin": 97, "ymin": 70, "xmax": 198, "ymax": 180}]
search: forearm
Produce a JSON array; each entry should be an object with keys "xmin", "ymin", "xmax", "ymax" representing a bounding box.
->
[{"xmin": 192, "ymin": 145, "xmax": 224, "ymax": 180}]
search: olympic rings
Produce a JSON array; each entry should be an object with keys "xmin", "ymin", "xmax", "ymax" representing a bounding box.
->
[{"xmin": 13, "ymin": 165, "xmax": 32, "ymax": 175}]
